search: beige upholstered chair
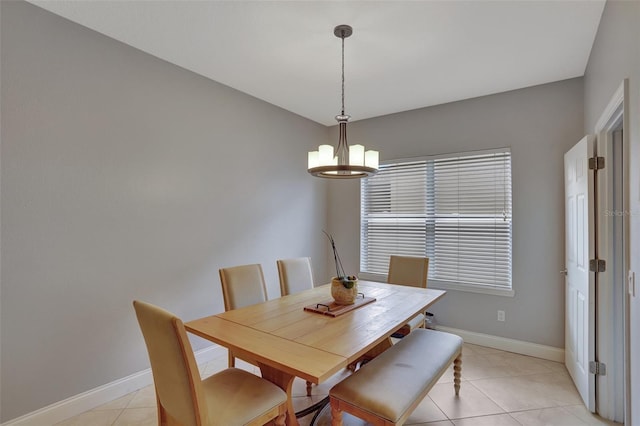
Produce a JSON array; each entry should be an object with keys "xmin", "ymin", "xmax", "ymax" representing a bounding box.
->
[
  {"xmin": 388, "ymin": 255, "xmax": 430, "ymax": 334},
  {"xmin": 219, "ymin": 263, "xmax": 268, "ymax": 312},
  {"xmin": 276, "ymin": 257, "xmax": 315, "ymax": 396},
  {"xmin": 133, "ymin": 300, "xmax": 287, "ymax": 426},
  {"xmin": 276, "ymin": 257, "xmax": 314, "ymax": 296},
  {"xmin": 219, "ymin": 264, "xmax": 267, "ymax": 368}
]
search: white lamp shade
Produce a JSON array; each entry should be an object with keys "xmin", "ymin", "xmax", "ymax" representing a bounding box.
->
[
  {"xmin": 365, "ymin": 150, "xmax": 379, "ymax": 169},
  {"xmin": 308, "ymin": 151, "xmax": 319, "ymax": 168},
  {"xmin": 319, "ymin": 145, "xmax": 334, "ymax": 166},
  {"xmin": 349, "ymin": 144, "xmax": 365, "ymax": 166}
]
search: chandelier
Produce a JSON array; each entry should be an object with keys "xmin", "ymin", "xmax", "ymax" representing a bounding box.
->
[{"xmin": 308, "ymin": 25, "xmax": 379, "ymax": 179}]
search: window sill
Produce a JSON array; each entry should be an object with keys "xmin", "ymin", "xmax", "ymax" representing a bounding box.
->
[
  {"xmin": 358, "ymin": 273, "xmax": 515, "ymax": 297},
  {"xmin": 428, "ymin": 279, "xmax": 515, "ymax": 297}
]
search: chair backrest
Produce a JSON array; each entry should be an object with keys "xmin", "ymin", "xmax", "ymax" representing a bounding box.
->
[
  {"xmin": 219, "ymin": 264, "xmax": 268, "ymax": 311},
  {"xmin": 133, "ymin": 300, "xmax": 207, "ymax": 426},
  {"xmin": 277, "ymin": 257, "xmax": 314, "ymax": 296},
  {"xmin": 387, "ymin": 256, "xmax": 429, "ymax": 288}
]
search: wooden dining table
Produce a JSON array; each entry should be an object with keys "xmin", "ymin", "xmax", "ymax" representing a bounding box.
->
[{"xmin": 185, "ymin": 279, "xmax": 445, "ymax": 426}]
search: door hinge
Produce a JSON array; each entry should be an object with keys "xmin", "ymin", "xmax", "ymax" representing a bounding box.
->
[
  {"xmin": 589, "ymin": 361, "xmax": 607, "ymax": 376},
  {"xmin": 589, "ymin": 259, "xmax": 606, "ymax": 272},
  {"xmin": 588, "ymin": 156, "xmax": 605, "ymax": 170}
]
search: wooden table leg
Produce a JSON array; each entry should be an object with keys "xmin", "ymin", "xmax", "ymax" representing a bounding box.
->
[
  {"xmin": 355, "ymin": 337, "xmax": 393, "ymax": 367},
  {"xmin": 258, "ymin": 362, "xmax": 299, "ymax": 426},
  {"xmin": 366, "ymin": 337, "xmax": 393, "ymax": 358}
]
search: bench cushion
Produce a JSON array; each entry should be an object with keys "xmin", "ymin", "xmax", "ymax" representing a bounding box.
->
[{"xmin": 330, "ymin": 329, "xmax": 462, "ymax": 423}]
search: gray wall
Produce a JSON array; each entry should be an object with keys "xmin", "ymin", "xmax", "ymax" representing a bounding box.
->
[
  {"xmin": 583, "ymin": 0, "xmax": 640, "ymax": 420},
  {"xmin": 0, "ymin": 1, "xmax": 329, "ymax": 421},
  {"xmin": 327, "ymin": 78, "xmax": 584, "ymax": 349}
]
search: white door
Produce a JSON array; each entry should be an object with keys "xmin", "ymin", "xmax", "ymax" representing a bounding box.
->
[{"xmin": 564, "ymin": 135, "xmax": 596, "ymax": 411}]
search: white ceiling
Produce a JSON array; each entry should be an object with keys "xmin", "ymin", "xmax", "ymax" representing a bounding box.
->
[{"xmin": 29, "ymin": 0, "xmax": 605, "ymax": 126}]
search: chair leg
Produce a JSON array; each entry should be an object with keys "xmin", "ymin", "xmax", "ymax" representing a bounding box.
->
[
  {"xmin": 306, "ymin": 380, "xmax": 313, "ymax": 397},
  {"xmin": 156, "ymin": 397, "xmax": 167, "ymax": 426},
  {"xmin": 156, "ymin": 395, "xmax": 166, "ymax": 426},
  {"xmin": 330, "ymin": 402, "xmax": 343, "ymax": 426},
  {"xmin": 228, "ymin": 351, "xmax": 235, "ymax": 368},
  {"xmin": 274, "ymin": 413, "xmax": 286, "ymax": 426},
  {"xmin": 453, "ymin": 353, "xmax": 462, "ymax": 396},
  {"xmin": 157, "ymin": 397, "xmax": 182, "ymax": 426},
  {"xmin": 418, "ymin": 312, "xmax": 426, "ymax": 328}
]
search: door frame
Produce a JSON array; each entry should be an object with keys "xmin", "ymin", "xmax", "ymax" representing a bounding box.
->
[{"xmin": 593, "ymin": 79, "xmax": 629, "ymax": 423}]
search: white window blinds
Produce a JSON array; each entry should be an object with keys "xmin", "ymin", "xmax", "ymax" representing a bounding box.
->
[{"xmin": 360, "ymin": 149, "xmax": 512, "ymax": 290}]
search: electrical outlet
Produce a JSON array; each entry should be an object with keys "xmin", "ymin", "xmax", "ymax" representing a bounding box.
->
[{"xmin": 497, "ymin": 310, "xmax": 506, "ymax": 322}]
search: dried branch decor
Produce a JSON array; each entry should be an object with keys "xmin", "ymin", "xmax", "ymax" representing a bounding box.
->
[{"xmin": 323, "ymin": 231, "xmax": 357, "ymax": 289}]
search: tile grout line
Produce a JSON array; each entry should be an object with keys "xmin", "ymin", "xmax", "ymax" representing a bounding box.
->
[
  {"xmin": 109, "ymin": 407, "xmax": 127, "ymax": 426},
  {"xmin": 468, "ymin": 376, "xmax": 578, "ymax": 417},
  {"xmin": 509, "ymin": 406, "xmax": 593, "ymax": 425},
  {"xmin": 464, "ymin": 377, "xmax": 512, "ymax": 414},
  {"xmin": 110, "ymin": 387, "xmax": 143, "ymax": 426}
]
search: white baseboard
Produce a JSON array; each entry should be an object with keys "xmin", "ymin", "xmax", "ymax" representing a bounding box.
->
[
  {"xmin": 435, "ymin": 326, "xmax": 565, "ymax": 362},
  {"xmin": 2, "ymin": 344, "xmax": 225, "ymax": 426}
]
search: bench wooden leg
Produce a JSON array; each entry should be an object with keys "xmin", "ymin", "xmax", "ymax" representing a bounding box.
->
[
  {"xmin": 453, "ymin": 353, "xmax": 462, "ymax": 396},
  {"xmin": 306, "ymin": 380, "xmax": 312, "ymax": 396},
  {"xmin": 330, "ymin": 399, "xmax": 343, "ymax": 426}
]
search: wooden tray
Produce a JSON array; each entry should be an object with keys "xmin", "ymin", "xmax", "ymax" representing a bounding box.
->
[{"xmin": 304, "ymin": 296, "xmax": 376, "ymax": 317}]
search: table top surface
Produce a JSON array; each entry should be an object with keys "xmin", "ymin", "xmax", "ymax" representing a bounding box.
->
[{"xmin": 185, "ymin": 280, "xmax": 445, "ymax": 384}]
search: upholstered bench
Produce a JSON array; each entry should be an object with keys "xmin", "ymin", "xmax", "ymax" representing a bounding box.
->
[{"xmin": 329, "ymin": 329, "xmax": 463, "ymax": 426}]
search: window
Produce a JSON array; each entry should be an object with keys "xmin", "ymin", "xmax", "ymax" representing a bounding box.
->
[{"xmin": 360, "ymin": 148, "xmax": 513, "ymax": 295}]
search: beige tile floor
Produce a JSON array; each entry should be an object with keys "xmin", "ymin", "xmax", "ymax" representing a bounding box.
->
[{"xmin": 56, "ymin": 343, "xmax": 620, "ymax": 426}]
